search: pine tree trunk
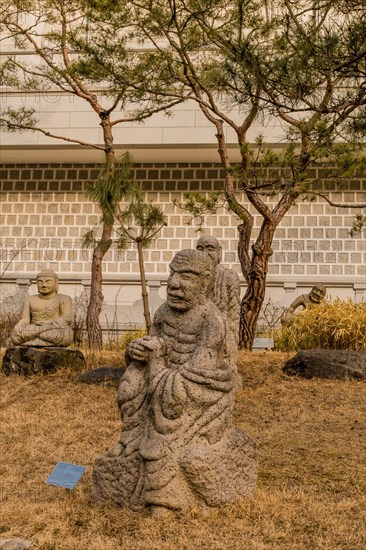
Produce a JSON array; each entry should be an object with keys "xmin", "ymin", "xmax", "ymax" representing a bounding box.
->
[
  {"xmin": 86, "ymin": 223, "xmax": 113, "ymax": 350},
  {"xmin": 238, "ymin": 224, "xmax": 274, "ymax": 351},
  {"xmin": 137, "ymin": 239, "xmax": 152, "ymax": 333},
  {"xmin": 86, "ymin": 117, "xmax": 115, "ymax": 350},
  {"xmin": 239, "ymin": 255, "xmax": 269, "ymax": 350}
]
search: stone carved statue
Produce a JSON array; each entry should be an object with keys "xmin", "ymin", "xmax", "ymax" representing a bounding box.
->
[
  {"xmin": 92, "ymin": 250, "xmax": 256, "ymax": 516},
  {"xmin": 10, "ymin": 270, "xmax": 73, "ymax": 347},
  {"xmin": 281, "ymin": 284, "xmax": 327, "ymax": 327},
  {"xmin": 196, "ymin": 235, "xmax": 241, "ymax": 386}
]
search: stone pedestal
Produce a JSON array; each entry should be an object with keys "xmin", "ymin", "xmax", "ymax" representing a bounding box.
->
[{"xmin": 1, "ymin": 346, "xmax": 86, "ymax": 376}]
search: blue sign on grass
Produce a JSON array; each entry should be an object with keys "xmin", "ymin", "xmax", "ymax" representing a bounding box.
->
[{"xmin": 46, "ymin": 462, "xmax": 86, "ymax": 490}]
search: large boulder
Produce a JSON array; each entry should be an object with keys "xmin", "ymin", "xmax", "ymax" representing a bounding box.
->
[
  {"xmin": 283, "ymin": 349, "xmax": 366, "ymax": 380},
  {"xmin": 1, "ymin": 346, "xmax": 86, "ymax": 376}
]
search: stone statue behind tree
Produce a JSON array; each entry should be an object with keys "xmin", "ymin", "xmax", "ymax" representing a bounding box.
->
[
  {"xmin": 196, "ymin": 235, "xmax": 241, "ymax": 386},
  {"xmin": 10, "ymin": 269, "xmax": 73, "ymax": 347},
  {"xmin": 93, "ymin": 249, "xmax": 256, "ymax": 516},
  {"xmin": 281, "ymin": 284, "xmax": 326, "ymax": 327}
]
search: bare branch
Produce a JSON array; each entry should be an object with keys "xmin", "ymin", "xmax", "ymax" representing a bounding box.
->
[
  {"xmin": 312, "ymin": 192, "xmax": 366, "ymax": 209},
  {"xmin": 1, "ymin": 122, "xmax": 106, "ymax": 150},
  {"xmin": 111, "ymin": 99, "xmax": 183, "ymax": 126}
]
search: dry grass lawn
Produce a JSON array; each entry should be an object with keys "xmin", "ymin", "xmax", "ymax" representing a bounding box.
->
[{"xmin": 1, "ymin": 350, "xmax": 365, "ymax": 550}]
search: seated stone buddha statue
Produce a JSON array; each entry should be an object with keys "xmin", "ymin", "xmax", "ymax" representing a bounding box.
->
[{"xmin": 10, "ymin": 269, "xmax": 73, "ymax": 347}]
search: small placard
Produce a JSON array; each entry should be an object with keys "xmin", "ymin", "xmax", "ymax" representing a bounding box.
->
[
  {"xmin": 46, "ymin": 462, "xmax": 86, "ymax": 490},
  {"xmin": 253, "ymin": 337, "xmax": 274, "ymax": 350}
]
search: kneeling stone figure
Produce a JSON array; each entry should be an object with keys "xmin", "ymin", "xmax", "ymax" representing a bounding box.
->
[{"xmin": 92, "ymin": 250, "xmax": 257, "ymax": 516}]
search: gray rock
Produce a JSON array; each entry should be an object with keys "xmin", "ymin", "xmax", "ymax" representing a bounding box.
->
[
  {"xmin": 283, "ymin": 349, "xmax": 366, "ymax": 380},
  {"xmin": 93, "ymin": 249, "xmax": 257, "ymax": 515},
  {"xmin": 0, "ymin": 539, "xmax": 32, "ymax": 550},
  {"xmin": 1, "ymin": 346, "xmax": 86, "ymax": 376},
  {"xmin": 75, "ymin": 366, "xmax": 125, "ymax": 387}
]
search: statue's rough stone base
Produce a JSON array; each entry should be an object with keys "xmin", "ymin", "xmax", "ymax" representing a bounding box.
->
[
  {"xmin": 1, "ymin": 346, "xmax": 86, "ymax": 376},
  {"xmin": 93, "ymin": 447, "xmax": 144, "ymax": 511},
  {"xmin": 283, "ymin": 349, "xmax": 366, "ymax": 380},
  {"xmin": 92, "ymin": 428, "xmax": 257, "ymax": 513}
]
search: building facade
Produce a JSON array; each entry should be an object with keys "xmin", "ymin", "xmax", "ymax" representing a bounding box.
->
[
  {"xmin": 2, "ymin": 3, "xmax": 366, "ymax": 333},
  {"xmin": 1, "ymin": 155, "xmax": 365, "ymax": 331}
]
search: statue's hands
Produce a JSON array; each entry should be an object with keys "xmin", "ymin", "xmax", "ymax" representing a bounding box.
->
[
  {"xmin": 127, "ymin": 339, "xmax": 149, "ymax": 362},
  {"xmin": 140, "ymin": 336, "xmax": 166, "ymax": 359},
  {"xmin": 127, "ymin": 336, "xmax": 165, "ymax": 362}
]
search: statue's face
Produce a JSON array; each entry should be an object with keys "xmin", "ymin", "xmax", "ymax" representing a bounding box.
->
[
  {"xmin": 196, "ymin": 236, "xmax": 221, "ymax": 266},
  {"xmin": 167, "ymin": 266, "xmax": 205, "ymax": 311},
  {"xmin": 309, "ymin": 287, "xmax": 325, "ymax": 303},
  {"xmin": 37, "ymin": 276, "xmax": 58, "ymax": 297}
]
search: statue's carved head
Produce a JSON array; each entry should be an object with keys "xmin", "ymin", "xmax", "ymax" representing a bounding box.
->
[
  {"xmin": 196, "ymin": 235, "xmax": 222, "ymax": 266},
  {"xmin": 309, "ymin": 284, "xmax": 326, "ymax": 303},
  {"xmin": 167, "ymin": 249, "xmax": 213, "ymax": 311},
  {"xmin": 36, "ymin": 269, "xmax": 59, "ymax": 297}
]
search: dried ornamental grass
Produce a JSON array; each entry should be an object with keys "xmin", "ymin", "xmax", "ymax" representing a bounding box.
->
[
  {"xmin": 118, "ymin": 327, "xmax": 147, "ymax": 350},
  {"xmin": 274, "ymin": 299, "xmax": 366, "ymax": 351},
  {"xmin": 0, "ymin": 307, "xmax": 21, "ymax": 347}
]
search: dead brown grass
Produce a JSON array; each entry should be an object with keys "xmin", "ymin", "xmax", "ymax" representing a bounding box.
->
[{"xmin": 1, "ymin": 350, "xmax": 365, "ymax": 550}]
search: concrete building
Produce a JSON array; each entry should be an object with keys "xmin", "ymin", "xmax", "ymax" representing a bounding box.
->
[{"xmin": 1, "ymin": 19, "xmax": 365, "ymax": 334}]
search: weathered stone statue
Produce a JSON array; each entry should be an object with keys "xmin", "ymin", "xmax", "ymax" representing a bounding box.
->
[
  {"xmin": 92, "ymin": 249, "xmax": 256, "ymax": 516},
  {"xmin": 281, "ymin": 284, "xmax": 326, "ymax": 327},
  {"xmin": 10, "ymin": 269, "xmax": 73, "ymax": 347},
  {"xmin": 196, "ymin": 235, "xmax": 241, "ymax": 385}
]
